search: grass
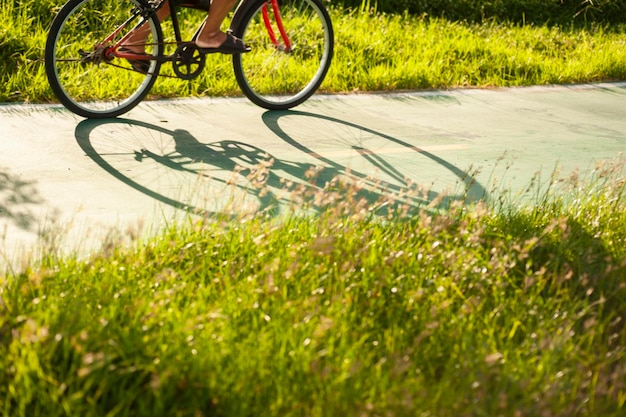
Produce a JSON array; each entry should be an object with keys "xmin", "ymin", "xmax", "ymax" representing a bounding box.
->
[
  {"xmin": 2, "ymin": 2, "xmax": 626, "ymax": 102},
  {"xmin": 336, "ymin": 16, "xmax": 626, "ymax": 91},
  {"xmin": 2, "ymin": 2, "xmax": 625, "ymax": 415},
  {"xmin": 1, "ymin": 157, "xmax": 625, "ymax": 416}
]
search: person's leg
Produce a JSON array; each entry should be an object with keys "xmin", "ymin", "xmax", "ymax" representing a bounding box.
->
[
  {"xmin": 121, "ymin": 2, "xmax": 171, "ymax": 53},
  {"xmin": 121, "ymin": 0, "xmax": 246, "ymax": 55},
  {"xmin": 195, "ymin": 0, "xmax": 239, "ymax": 49}
]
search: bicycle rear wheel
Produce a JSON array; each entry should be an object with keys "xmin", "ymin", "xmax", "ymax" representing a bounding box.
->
[
  {"xmin": 232, "ymin": 0, "xmax": 334, "ymax": 110},
  {"xmin": 45, "ymin": 0, "xmax": 163, "ymax": 119}
]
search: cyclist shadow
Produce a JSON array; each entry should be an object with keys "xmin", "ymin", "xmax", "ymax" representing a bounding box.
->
[{"xmin": 75, "ymin": 111, "xmax": 486, "ymax": 219}]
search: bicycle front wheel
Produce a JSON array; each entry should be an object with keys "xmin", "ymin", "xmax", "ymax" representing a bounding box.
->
[
  {"xmin": 232, "ymin": 0, "xmax": 334, "ymax": 110},
  {"xmin": 45, "ymin": 0, "xmax": 163, "ymax": 119}
]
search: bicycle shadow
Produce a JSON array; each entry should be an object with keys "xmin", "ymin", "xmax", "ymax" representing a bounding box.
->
[
  {"xmin": 75, "ymin": 111, "xmax": 486, "ymax": 219},
  {"xmin": 76, "ymin": 119, "xmax": 284, "ymax": 218},
  {"xmin": 261, "ymin": 110, "xmax": 486, "ymax": 207}
]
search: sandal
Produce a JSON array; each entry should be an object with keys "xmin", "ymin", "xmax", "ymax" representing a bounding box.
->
[
  {"xmin": 196, "ymin": 33, "xmax": 251, "ymax": 54},
  {"xmin": 118, "ymin": 47, "xmax": 151, "ymax": 74}
]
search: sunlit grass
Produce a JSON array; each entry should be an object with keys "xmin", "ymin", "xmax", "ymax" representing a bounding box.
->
[
  {"xmin": 3, "ymin": 3, "xmax": 626, "ymax": 102},
  {"xmin": 329, "ymin": 13, "xmax": 626, "ymax": 91},
  {"xmin": 2, "ymin": 3, "xmax": 625, "ymax": 415},
  {"xmin": 1, "ymin": 157, "xmax": 624, "ymax": 417}
]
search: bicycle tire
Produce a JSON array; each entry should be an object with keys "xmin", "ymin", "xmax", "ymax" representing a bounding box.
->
[
  {"xmin": 231, "ymin": 0, "xmax": 334, "ymax": 110},
  {"xmin": 45, "ymin": 0, "xmax": 164, "ymax": 119}
]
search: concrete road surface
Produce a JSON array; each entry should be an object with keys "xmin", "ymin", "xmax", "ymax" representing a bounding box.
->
[{"xmin": 1, "ymin": 83, "xmax": 625, "ymax": 269}]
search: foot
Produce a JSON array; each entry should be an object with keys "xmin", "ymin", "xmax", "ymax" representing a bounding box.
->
[
  {"xmin": 195, "ymin": 32, "xmax": 250, "ymax": 54},
  {"xmin": 118, "ymin": 47, "xmax": 151, "ymax": 74}
]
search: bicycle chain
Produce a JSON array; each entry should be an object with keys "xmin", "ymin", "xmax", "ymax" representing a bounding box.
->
[
  {"xmin": 105, "ymin": 61, "xmax": 181, "ymax": 78},
  {"xmin": 50, "ymin": 41, "xmax": 205, "ymax": 79}
]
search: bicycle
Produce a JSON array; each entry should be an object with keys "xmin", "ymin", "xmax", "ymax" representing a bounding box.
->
[{"xmin": 44, "ymin": 0, "xmax": 334, "ymax": 119}]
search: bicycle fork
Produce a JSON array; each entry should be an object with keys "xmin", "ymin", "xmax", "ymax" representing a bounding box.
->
[{"xmin": 261, "ymin": 0, "xmax": 292, "ymax": 53}]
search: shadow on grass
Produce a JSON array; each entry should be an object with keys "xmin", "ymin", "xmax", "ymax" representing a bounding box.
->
[
  {"xmin": 0, "ymin": 168, "xmax": 43, "ymax": 231},
  {"xmin": 75, "ymin": 110, "xmax": 486, "ymax": 218}
]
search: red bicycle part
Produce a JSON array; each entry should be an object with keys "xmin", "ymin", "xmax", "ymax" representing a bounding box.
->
[
  {"xmin": 261, "ymin": 0, "xmax": 292, "ymax": 52},
  {"xmin": 261, "ymin": 5, "xmax": 278, "ymax": 45},
  {"xmin": 96, "ymin": 14, "xmax": 138, "ymax": 50},
  {"xmin": 113, "ymin": 48, "xmax": 151, "ymax": 61}
]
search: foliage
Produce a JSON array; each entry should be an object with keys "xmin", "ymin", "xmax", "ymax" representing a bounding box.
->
[
  {"xmin": 3, "ymin": 0, "xmax": 626, "ymax": 28},
  {"xmin": 1, "ymin": 157, "xmax": 625, "ymax": 416},
  {"xmin": 331, "ymin": 0, "xmax": 626, "ymax": 25},
  {"xmin": 3, "ymin": 2, "xmax": 626, "ymax": 103}
]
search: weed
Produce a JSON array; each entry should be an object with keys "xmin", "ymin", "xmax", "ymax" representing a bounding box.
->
[{"xmin": 1, "ymin": 157, "xmax": 624, "ymax": 416}]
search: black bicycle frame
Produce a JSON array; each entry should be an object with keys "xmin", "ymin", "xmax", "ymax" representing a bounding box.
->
[
  {"xmin": 119, "ymin": 0, "xmax": 291, "ymax": 63},
  {"xmin": 145, "ymin": 0, "xmax": 267, "ymax": 45}
]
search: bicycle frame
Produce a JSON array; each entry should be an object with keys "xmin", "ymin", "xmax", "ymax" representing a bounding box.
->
[
  {"xmin": 109, "ymin": 0, "xmax": 294, "ymax": 67},
  {"xmin": 46, "ymin": 0, "xmax": 334, "ymax": 116}
]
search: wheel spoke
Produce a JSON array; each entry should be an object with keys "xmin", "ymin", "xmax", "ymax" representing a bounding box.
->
[
  {"xmin": 232, "ymin": 0, "xmax": 334, "ymax": 110},
  {"xmin": 45, "ymin": 0, "xmax": 163, "ymax": 118}
]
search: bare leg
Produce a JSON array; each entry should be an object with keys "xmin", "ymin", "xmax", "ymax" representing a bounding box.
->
[
  {"xmin": 195, "ymin": 0, "xmax": 239, "ymax": 49},
  {"xmin": 122, "ymin": 2, "xmax": 171, "ymax": 52},
  {"xmin": 121, "ymin": 0, "xmax": 243, "ymax": 53}
]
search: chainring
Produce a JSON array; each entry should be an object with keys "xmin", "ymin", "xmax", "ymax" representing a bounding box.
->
[{"xmin": 172, "ymin": 43, "xmax": 205, "ymax": 80}]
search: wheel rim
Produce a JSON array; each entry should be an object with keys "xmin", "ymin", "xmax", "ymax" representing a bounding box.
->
[
  {"xmin": 235, "ymin": 0, "xmax": 333, "ymax": 108},
  {"xmin": 49, "ymin": 0, "xmax": 160, "ymax": 116}
]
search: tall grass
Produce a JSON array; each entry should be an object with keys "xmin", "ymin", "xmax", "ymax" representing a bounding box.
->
[
  {"xmin": 0, "ymin": 1, "xmax": 52, "ymax": 102},
  {"xmin": 334, "ymin": 14, "xmax": 626, "ymax": 91},
  {"xmin": 2, "ymin": 1, "xmax": 626, "ymax": 102},
  {"xmin": 1, "ymin": 157, "xmax": 624, "ymax": 416}
]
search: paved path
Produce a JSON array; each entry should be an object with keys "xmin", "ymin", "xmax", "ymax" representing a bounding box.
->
[{"xmin": 1, "ymin": 83, "xmax": 625, "ymax": 269}]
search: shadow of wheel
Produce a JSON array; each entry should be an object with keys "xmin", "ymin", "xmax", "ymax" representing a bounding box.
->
[{"xmin": 75, "ymin": 118, "xmax": 281, "ymax": 218}]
